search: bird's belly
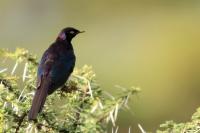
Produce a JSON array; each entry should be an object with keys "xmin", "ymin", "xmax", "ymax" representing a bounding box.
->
[{"xmin": 48, "ymin": 59, "xmax": 75, "ymax": 93}]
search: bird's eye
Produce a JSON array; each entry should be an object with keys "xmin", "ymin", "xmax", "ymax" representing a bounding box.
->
[{"xmin": 70, "ymin": 31, "xmax": 75, "ymax": 34}]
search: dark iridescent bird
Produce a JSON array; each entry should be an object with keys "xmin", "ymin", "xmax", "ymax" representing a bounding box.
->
[{"xmin": 28, "ymin": 27, "xmax": 84, "ymax": 120}]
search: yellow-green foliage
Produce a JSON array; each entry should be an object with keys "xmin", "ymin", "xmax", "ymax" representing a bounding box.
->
[
  {"xmin": 157, "ymin": 108, "xmax": 200, "ymax": 133},
  {"xmin": 0, "ymin": 48, "xmax": 139, "ymax": 133}
]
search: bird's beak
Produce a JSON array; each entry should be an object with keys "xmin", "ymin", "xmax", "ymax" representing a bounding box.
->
[{"xmin": 78, "ymin": 31, "xmax": 85, "ymax": 33}]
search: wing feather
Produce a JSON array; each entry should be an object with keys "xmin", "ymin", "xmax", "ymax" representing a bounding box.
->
[{"xmin": 28, "ymin": 51, "xmax": 57, "ymax": 120}]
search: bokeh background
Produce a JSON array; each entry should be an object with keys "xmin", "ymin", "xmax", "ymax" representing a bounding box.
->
[{"xmin": 0, "ymin": 0, "xmax": 200, "ymax": 132}]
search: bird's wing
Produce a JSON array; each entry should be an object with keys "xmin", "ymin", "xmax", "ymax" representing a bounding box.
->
[
  {"xmin": 28, "ymin": 50, "xmax": 58, "ymax": 120},
  {"xmin": 37, "ymin": 48, "xmax": 59, "ymax": 85}
]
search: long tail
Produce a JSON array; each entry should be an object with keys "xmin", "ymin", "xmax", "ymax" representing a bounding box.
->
[{"xmin": 28, "ymin": 80, "xmax": 49, "ymax": 120}]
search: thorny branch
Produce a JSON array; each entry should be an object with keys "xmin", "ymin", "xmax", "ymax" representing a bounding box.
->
[{"xmin": 0, "ymin": 48, "xmax": 139, "ymax": 133}]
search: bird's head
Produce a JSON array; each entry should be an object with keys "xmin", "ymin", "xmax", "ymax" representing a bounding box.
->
[{"xmin": 57, "ymin": 27, "xmax": 84, "ymax": 42}]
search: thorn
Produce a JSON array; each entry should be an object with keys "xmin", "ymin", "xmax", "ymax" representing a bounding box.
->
[
  {"xmin": 112, "ymin": 127, "xmax": 114, "ymax": 133},
  {"xmin": 98, "ymin": 100, "xmax": 104, "ymax": 109},
  {"xmin": 11, "ymin": 61, "xmax": 18, "ymax": 75},
  {"xmin": 128, "ymin": 126, "xmax": 131, "ymax": 133},
  {"xmin": 115, "ymin": 126, "xmax": 119, "ymax": 133},
  {"xmin": 91, "ymin": 103, "xmax": 98, "ymax": 113},
  {"xmin": 110, "ymin": 110, "xmax": 115, "ymax": 126},
  {"xmin": 114, "ymin": 103, "xmax": 119, "ymax": 121},
  {"xmin": 115, "ymin": 85, "xmax": 127, "ymax": 91},
  {"xmin": 23, "ymin": 62, "xmax": 28, "ymax": 82},
  {"xmin": 138, "ymin": 124, "xmax": 146, "ymax": 133},
  {"xmin": 87, "ymin": 80, "xmax": 93, "ymax": 98},
  {"xmin": 0, "ymin": 68, "xmax": 8, "ymax": 73},
  {"xmin": 17, "ymin": 87, "xmax": 25, "ymax": 101},
  {"xmin": 103, "ymin": 91, "xmax": 115, "ymax": 100},
  {"xmin": 124, "ymin": 94, "xmax": 130, "ymax": 106}
]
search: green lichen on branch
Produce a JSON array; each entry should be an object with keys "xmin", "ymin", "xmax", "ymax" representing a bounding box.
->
[{"xmin": 0, "ymin": 48, "xmax": 140, "ymax": 133}]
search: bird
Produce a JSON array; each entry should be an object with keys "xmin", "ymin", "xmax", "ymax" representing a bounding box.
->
[{"xmin": 28, "ymin": 27, "xmax": 84, "ymax": 120}]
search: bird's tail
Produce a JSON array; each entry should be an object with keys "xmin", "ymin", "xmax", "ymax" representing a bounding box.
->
[{"xmin": 28, "ymin": 80, "xmax": 49, "ymax": 120}]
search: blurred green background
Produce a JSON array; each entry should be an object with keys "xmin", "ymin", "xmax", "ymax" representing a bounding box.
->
[{"xmin": 0, "ymin": 0, "xmax": 200, "ymax": 132}]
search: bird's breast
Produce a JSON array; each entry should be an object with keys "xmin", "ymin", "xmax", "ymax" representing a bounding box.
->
[{"xmin": 50, "ymin": 52, "xmax": 75, "ymax": 88}]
